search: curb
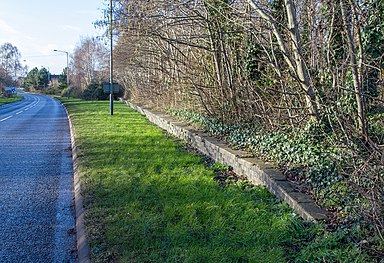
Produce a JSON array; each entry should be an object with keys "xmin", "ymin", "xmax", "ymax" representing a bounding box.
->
[
  {"xmin": 63, "ymin": 105, "xmax": 91, "ymax": 263},
  {"xmin": 125, "ymin": 101, "xmax": 326, "ymax": 222}
]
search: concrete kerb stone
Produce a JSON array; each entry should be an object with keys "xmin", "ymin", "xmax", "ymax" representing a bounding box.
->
[
  {"xmin": 62, "ymin": 105, "xmax": 91, "ymax": 263},
  {"xmin": 125, "ymin": 101, "xmax": 327, "ymax": 222}
]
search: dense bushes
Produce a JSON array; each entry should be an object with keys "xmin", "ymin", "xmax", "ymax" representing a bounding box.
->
[
  {"xmin": 60, "ymin": 83, "xmax": 124, "ymax": 101},
  {"xmin": 80, "ymin": 83, "xmax": 109, "ymax": 100}
]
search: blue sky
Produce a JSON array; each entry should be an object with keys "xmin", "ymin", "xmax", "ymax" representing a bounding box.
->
[{"xmin": 0, "ymin": 0, "xmax": 107, "ymax": 74}]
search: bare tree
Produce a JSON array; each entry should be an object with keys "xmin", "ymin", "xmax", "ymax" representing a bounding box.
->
[
  {"xmin": 339, "ymin": 0, "xmax": 368, "ymax": 137},
  {"xmin": 0, "ymin": 42, "xmax": 22, "ymax": 88},
  {"xmin": 246, "ymin": 0, "xmax": 319, "ymax": 119},
  {"xmin": 70, "ymin": 37, "xmax": 109, "ymax": 91}
]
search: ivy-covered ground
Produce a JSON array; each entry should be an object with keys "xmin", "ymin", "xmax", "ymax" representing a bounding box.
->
[
  {"xmin": 169, "ymin": 109, "xmax": 384, "ymax": 261},
  {"xmin": 61, "ymin": 98, "xmax": 374, "ymax": 262}
]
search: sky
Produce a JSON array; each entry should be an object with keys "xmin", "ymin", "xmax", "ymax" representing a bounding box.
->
[{"xmin": 0, "ymin": 0, "xmax": 108, "ymax": 74}]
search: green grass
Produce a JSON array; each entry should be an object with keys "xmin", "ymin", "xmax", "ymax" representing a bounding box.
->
[
  {"xmin": 0, "ymin": 94, "xmax": 23, "ymax": 105},
  {"xmin": 60, "ymin": 98, "xmax": 371, "ymax": 262}
]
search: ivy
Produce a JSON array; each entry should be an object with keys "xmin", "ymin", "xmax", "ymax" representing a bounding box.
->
[
  {"xmin": 168, "ymin": 109, "xmax": 345, "ymax": 193},
  {"xmin": 167, "ymin": 108, "xmax": 383, "ymax": 261}
]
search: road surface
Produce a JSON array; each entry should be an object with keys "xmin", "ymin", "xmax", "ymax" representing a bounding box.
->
[{"xmin": 0, "ymin": 93, "xmax": 77, "ymax": 262}]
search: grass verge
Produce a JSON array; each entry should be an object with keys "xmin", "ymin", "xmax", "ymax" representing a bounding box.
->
[
  {"xmin": 60, "ymin": 98, "xmax": 371, "ymax": 262},
  {"xmin": 0, "ymin": 94, "xmax": 23, "ymax": 105}
]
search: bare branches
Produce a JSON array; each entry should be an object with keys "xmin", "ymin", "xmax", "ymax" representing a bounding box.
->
[{"xmin": 106, "ymin": 0, "xmax": 382, "ymax": 137}]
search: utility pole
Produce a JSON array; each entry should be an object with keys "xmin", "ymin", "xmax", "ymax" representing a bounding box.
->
[
  {"xmin": 109, "ymin": 0, "xmax": 114, "ymax": 116},
  {"xmin": 53, "ymin": 49, "xmax": 69, "ymax": 86}
]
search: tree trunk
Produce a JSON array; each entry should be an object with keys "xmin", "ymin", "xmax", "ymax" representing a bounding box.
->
[
  {"xmin": 340, "ymin": 0, "xmax": 368, "ymax": 138},
  {"xmin": 247, "ymin": 0, "xmax": 319, "ymax": 119}
]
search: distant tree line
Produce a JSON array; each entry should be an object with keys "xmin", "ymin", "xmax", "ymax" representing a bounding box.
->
[
  {"xmin": 23, "ymin": 67, "xmax": 50, "ymax": 90},
  {"xmin": 9, "ymin": 35, "xmax": 112, "ymax": 99}
]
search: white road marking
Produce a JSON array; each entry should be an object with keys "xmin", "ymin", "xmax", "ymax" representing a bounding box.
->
[
  {"xmin": 0, "ymin": 94, "xmax": 41, "ymax": 122},
  {"xmin": 0, "ymin": 116, "xmax": 13, "ymax": 122}
]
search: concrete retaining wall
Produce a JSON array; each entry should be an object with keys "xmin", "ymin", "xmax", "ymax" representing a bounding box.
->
[{"xmin": 126, "ymin": 102, "xmax": 326, "ymax": 221}]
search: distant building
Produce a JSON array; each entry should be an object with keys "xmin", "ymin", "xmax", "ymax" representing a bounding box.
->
[
  {"xmin": 3, "ymin": 86, "xmax": 17, "ymax": 96},
  {"xmin": 49, "ymin": 74, "xmax": 62, "ymax": 87}
]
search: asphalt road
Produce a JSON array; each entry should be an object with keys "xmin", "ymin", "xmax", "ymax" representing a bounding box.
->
[{"xmin": 0, "ymin": 93, "xmax": 77, "ymax": 262}]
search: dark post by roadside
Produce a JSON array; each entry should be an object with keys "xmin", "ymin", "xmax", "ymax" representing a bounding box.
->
[{"xmin": 109, "ymin": 0, "xmax": 114, "ymax": 116}]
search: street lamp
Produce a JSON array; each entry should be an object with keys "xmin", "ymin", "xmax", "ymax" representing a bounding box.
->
[
  {"xmin": 109, "ymin": 0, "xmax": 114, "ymax": 116},
  {"xmin": 53, "ymin": 49, "xmax": 69, "ymax": 86}
]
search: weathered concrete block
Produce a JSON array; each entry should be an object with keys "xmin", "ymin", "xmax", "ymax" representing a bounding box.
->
[
  {"xmin": 125, "ymin": 101, "xmax": 327, "ymax": 222},
  {"xmin": 263, "ymin": 169, "xmax": 286, "ymax": 181}
]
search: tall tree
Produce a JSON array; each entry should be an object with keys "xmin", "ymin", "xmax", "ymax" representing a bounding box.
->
[
  {"xmin": 0, "ymin": 42, "xmax": 22, "ymax": 88},
  {"xmin": 70, "ymin": 36, "xmax": 109, "ymax": 91},
  {"xmin": 247, "ymin": 0, "xmax": 319, "ymax": 119},
  {"xmin": 24, "ymin": 67, "xmax": 50, "ymax": 90}
]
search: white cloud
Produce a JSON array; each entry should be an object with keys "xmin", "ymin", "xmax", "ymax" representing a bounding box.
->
[
  {"xmin": 59, "ymin": 25, "xmax": 82, "ymax": 32},
  {"xmin": 76, "ymin": 9, "xmax": 98, "ymax": 15},
  {"xmin": 0, "ymin": 18, "xmax": 35, "ymax": 49},
  {"xmin": 0, "ymin": 18, "xmax": 20, "ymax": 35}
]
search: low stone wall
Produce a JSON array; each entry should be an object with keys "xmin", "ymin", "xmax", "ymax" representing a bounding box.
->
[{"xmin": 126, "ymin": 102, "xmax": 326, "ymax": 222}]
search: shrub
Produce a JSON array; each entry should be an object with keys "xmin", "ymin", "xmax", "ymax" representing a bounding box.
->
[{"xmin": 81, "ymin": 83, "xmax": 109, "ymax": 100}]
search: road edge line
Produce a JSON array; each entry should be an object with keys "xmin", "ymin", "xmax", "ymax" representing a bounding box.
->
[{"xmin": 63, "ymin": 103, "xmax": 91, "ymax": 263}]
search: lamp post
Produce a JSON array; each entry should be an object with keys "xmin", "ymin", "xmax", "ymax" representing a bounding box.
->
[
  {"xmin": 53, "ymin": 49, "xmax": 69, "ymax": 86},
  {"xmin": 109, "ymin": 0, "xmax": 114, "ymax": 116}
]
